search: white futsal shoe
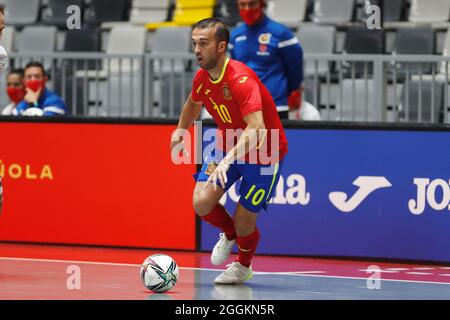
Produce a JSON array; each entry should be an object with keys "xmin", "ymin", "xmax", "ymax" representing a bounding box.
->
[
  {"xmin": 214, "ymin": 261, "xmax": 253, "ymax": 284},
  {"xmin": 211, "ymin": 233, "xmax": 235, "ymax": 266}
]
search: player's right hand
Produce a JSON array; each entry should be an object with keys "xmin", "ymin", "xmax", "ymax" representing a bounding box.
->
[{"xmin": 170, "ymin": 129, "xmax": 189, "ymax": 157}]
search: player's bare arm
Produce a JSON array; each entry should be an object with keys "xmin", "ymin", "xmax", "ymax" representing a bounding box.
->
[
  {"xmin": 205, "ymin": 110, "xmax": 266, "ymax": 190},
  {"xmin": 170, "ymin": 93, "xmax": 202, "ymax": 154}
]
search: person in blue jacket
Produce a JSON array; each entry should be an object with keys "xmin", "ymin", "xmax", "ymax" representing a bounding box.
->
[
  {"xmin": 230, "ymin": 0, "xmax": 304, "ymax": 120},
  {"xmin": 15, "ymin": 61, "xmax": 67, "ymax": 116}
]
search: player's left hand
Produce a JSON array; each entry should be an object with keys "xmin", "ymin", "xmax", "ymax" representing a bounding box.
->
[
  {"xmin": 288, "ymin": 88, "xmax": 303, "ymax": 110},
  {"xmin": 204, "ymin": 161, "xmax": 230, "ymax": 191}
]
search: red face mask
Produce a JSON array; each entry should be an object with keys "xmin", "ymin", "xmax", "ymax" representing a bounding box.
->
[
  {"xmin": 239, "ymin": 7, "xmax": 263, "ymax": 26},
  {"xmin": 25, "ymin": 79, "xmax": 46, "ymax": 92},
  {"xmin": 6, "ymin": 87, "xmax": 25, "ymax": 104}
]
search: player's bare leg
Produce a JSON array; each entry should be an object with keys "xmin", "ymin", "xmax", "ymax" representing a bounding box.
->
[
  {"xmin": 215, "ymin": 204, "xmax": 257, "ymax": 284},
  {"xmin": 233, "ymin": 204, "xmax": 258, "ymax": 237},
  {"xmin": 193, "ymin": 181, "xmax": 237, "ymax": 265},
  {"xmin": 193, "ymin": 181, "xmax": 225, "ymax": 217}
]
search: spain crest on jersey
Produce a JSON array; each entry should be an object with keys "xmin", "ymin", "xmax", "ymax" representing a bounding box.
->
[
  {"xmin": 205, "ymin": 162, "xmax": 218, "ymax": 175},
  {"xmin": 222, "ymin": 83, "xmax": 232, "ymax": 100}
]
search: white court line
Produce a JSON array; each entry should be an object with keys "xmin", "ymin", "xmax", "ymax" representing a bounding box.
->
[
  {"xmin": 0, "ymin": 256, "xmax": 141, "ymax": 268},
  {"xmin": 1, "ymin": 256, "xmax": 450, "ymax": 286},
  {"xmin": 291, "ymin": 271, "xmax": 327, "ymax": 274},
  {"xmin": 405, "ymin": 272, "xmax": 433, "ymax": 275},
  {"xmin": 358, "ymin": 269, "xmax": 399, "ymax": 273},
  {"xmin": 412, "ymin": 268, "xmax": 435, "ymax": 271},
  {"xmin": 385, "ymin": 268, "xmax": 410, "ymax": 271},
  {"xmin": 439, "ymin": 274, "xmax": 450, "ymax": 277}
]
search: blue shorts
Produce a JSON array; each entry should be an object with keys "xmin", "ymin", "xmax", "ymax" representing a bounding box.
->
[{"xmin": 194, "ymin": 150, "xmax": 284, "ymax": 213}]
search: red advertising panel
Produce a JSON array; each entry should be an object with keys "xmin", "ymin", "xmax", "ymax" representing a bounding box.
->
[{"xmin": 0, "ymin": 121, "xmax": 196, "ymax": 250}]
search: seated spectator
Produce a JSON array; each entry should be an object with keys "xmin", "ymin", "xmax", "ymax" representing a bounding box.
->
[
  {"xmin": 2, "ymin": 69, "xmax": 25, "ymax": 116},
  {"xmin": 15, "ymin": 61, "xmax": 67, "ymax": 116}
]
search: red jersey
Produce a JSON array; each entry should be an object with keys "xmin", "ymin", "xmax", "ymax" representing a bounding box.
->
[{"xmin": 191, "ymin": 58, "xmax": 288, "ymax": 164}]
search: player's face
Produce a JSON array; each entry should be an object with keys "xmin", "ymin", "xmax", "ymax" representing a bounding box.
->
[{"xmin": 192, "ymin": 28, "xmax": 224, "ymax": 70}]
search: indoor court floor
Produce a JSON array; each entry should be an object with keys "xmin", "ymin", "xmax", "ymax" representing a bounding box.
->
[{"xmin": 1, "ymin": 242, "xmax": 450, "ymax": 300}]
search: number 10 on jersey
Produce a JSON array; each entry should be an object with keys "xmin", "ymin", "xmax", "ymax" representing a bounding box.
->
[{"xmin": 210, "ymin": 97, "xmax": 232, "ymax": 124}]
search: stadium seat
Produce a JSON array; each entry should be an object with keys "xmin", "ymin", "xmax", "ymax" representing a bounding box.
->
[
  {"xmin": 297, "ymin": 25, "xmax": 336, "ymax": 108},
  {"xmin": 107, "ymin": 25, "xmax": 147, "ymax": 55},
  {"xmin": 73, "ymin": 25, "xmax": 146, "ymax": 76},
  {"xmin": 439, "ymin": 28, "xmax": 450, "ymax": 75},
  {"xmin": 151, "ymin": 26, "xmax": 192, "ymax": 73},
  {"xmin": 133, "ymin": 0, "xmax": 169, "ymax": 7},
  {"xmin": 145, "ymin": 0, "xmax": 215, "ymax": 29},
  {"xmin": 266, "ymin": 0, "xmax": 308, "ymax": 27},
  {"xmin": 310, "ymin": 0, "xmax": 355, "ymax": 25},
  {"xmin": 85, "ymin": 0, "xmax": 129, "ymax": 25},
  {"xmin": 343, "ymin": 27, "xmax": 385, "ymax": 76},
  {"xmin": 64, "ymin": 27, "xmax": 101, "ymax": 52},
  {"xmin": 214, "ymin": 0, "xmax": 241, "ymax": 26},
  {"xmin": 149, "ymin": 26, "xmax": 193, "ymax": 117},
  {"xmin": 383, "ymin": 0, "xmax": 405, "ymax": 22},
  {"xmin": 2, "ymin": 26, "xmax": 15, "ymax": 53},
  {"xmin": 63, "ymin": 26, "xmax": 101, "ymax": 72},
  {"xmin": 130, "ymin": 0, "xmax": 170, "ymax": 24},
  {"xmin": 344, "ymin": 27, "xmax": 385, "ymax": 54},
  {"xmin": 172, "ymin": 8, "xmax": 214, "ymax": 25},
  {"xmin": 336, "ymin": 79, "xmax": 382, "ymax": 122},
  {"xmin": 361, "ymin": 0, "xmax": 405, "ymax": 23},
  {"xmin": 410, "ymin": 27, "xmax": 450, "ymax": 81},
  {"xmin": 2, "ymin": 0, "xmax": 41, "ymax": 26},
  {"xmin": 297, "ymin": 25, "xmax": 336, "ymax": 77},
  {"xmin": 84, "ymin": 25, "xmax": 147, "ymax": 117},
  {"xmin": 15, "ymin": 26, "xmax": 57, "ymax": 75},
  {"xmin": 176, "ymin": 0, "xmax": 216, "ymax": 9},
  {"xmin": 41, "ymin": 0, "xmax": 84, "ymax": 27},
  {"xmin": 409, "ymin": 0, "xmax": 450, "ymax": 24},
  {"xmin": 17, "ymin": 26, "xmax": 57, "ymax": 54},
  {"xmin": 399, "ymin": 80, "xmax": 444, "ymax": 123},
  {"xmin": 106, "ymin": 25, "xmax": 147, "ymax": 72},
  {"xmin": 392, "ymin": 28, "xmax": 435, "ymax": 78},
  {"xmin": 130, "ymin": 8, "xmax": 169, "ymax": 24}
]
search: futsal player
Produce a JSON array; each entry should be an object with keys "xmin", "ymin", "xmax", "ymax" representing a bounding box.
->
[{"xmin": 170, "ymin": 18, "xmax": 288, "ymax": 284}]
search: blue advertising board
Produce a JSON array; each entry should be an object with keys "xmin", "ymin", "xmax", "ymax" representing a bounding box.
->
[{"xmin": 200, "ymin": 127, "xmax": 450, "ymax": 262}]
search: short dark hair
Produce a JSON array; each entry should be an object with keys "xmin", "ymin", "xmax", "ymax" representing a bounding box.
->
[
  {"xmin": 236, "ymin": 0, "xmax": 267, "ymax": 8},
  {"xmin": 8, "ymin": 68, "xmax": 24, "ymax": 78},
  {"xmin": 193, "ymin": 18, "xmax": 230, "ymax": 46},
  {"xmin": 0, "ymin": 4, "xmax": 4, "ymax": 16},
  {"xmin": 24, "ymin": 61, "xmax": 47, "ymax": 77}
]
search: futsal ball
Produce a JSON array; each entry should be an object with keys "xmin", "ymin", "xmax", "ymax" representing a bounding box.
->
[{"xmin": 140, "ymin": 254, "xmax": 179, "ymax": 293}]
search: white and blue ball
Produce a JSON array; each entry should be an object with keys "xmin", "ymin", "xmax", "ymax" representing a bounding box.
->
[{"xmin": 140, "ymin": 254, "xmax": 179, "ymax": 293}]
